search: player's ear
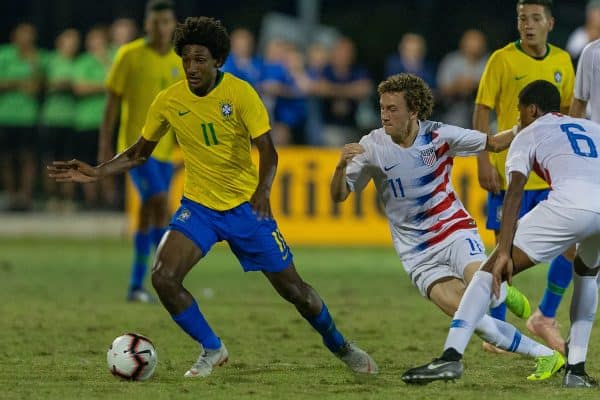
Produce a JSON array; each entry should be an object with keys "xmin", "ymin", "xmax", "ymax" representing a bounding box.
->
[{"xmin": 546, "ymin": 15, "xmax": 555, "ymax": 31}]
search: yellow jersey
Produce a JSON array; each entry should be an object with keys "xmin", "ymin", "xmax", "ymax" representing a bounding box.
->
[
  {"xmin": 476, "ymin": 40, "xmax": 574, "ymax": 190},
  {"xmin": 142, "ymin": 72, "xmax": 271, "ymax": 210},
  {"xmin": 105, "ymin": 38, "xmax": 184, "ymax": 162}
]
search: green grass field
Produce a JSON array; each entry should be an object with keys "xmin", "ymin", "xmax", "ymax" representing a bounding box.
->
[{"xmin": 0, "ymin": 238, "xmax": 597, "ymax": 399}]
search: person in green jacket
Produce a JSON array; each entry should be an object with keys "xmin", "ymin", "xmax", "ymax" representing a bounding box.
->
[
  {"xmin": 0, "ymin": 22, "xmax": 43, "ymax": 211},
  {"xmin": 73, "ymin": 26, "xmax": 112, "ymax": 209},
  {"xmin": 40, "ymin": 28, "xmax": 80, "ymax": 211}
]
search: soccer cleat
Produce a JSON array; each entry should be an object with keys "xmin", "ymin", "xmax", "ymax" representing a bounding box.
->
[
  {"xmin": 526, "ymin": 309, "xmax": 565, "ymax": 355},
  {"xmin": 526, "ymin": 351, "xmax": 565, "ymax": 381},
  {"xmin": 563, "ymin": 370, "xmax": 598, "ymax": 388},
  {"xmin": 505, "ymin": 286, "xmax": 531, "ymax": 319},
  {"xmin": 184, "ymin": 343, "xmax": 229, "ymax": 378},
  {"xmin": 126, "ymin": 288, "xmax": 157, "ymax": 303},
  {"xmin": 401, "ymin": 358, "xmax": 463, "ymax": 385},
  {"xmin": 336, "ymin": 342, "xmax": 378, "ymax": 374}
]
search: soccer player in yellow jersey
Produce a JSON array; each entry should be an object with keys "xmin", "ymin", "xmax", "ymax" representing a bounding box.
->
[
  {"xmin": 49, "ymin": 16, "xmax": 377, "ymax": 378},
  {"xmin": 474, "ymin": 0, "xmax": 575, "ymax": 354},
  {"xmin": 98, "ymin": 0, "xmax": 183, "ymax": 303}
]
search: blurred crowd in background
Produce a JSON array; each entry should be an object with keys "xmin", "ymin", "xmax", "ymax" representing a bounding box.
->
[{"xmin": 0, "ymin": 0, "xmax": 598, "ymax": 212}]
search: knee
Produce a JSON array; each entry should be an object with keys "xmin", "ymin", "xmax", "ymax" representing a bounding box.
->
[{"xmin": 151, "ymin": 261, "xmax": 180, "ymax": 294}]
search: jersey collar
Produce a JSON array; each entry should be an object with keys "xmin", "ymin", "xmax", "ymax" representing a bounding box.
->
[{"xmin": 514, "ymin": 39, "xmax": 550, "ymax": 60}]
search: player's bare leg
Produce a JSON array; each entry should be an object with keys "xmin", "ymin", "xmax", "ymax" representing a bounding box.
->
[
  {"xmin": 526, "ymin": 247, "xmax": 574, "ymax": 355},
  {"xmin": 151, "ymin": 230, "xmax": 227, "ymax": 378},
  {"xmin": 263, "ymin": 264, "xmax": 378, "ymax": 374}
]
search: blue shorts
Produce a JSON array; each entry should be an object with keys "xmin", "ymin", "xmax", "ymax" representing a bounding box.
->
[
  {"xmin": 169, "ymin": 197, "xmax": 293, "ymax": 273},
  {"xmin": 486, "ymin": 189, "xmax": 550, "ymax": 231},
  {"xmin": 129, "ymin": 157, "xmax": 174, "ymax": 201}
]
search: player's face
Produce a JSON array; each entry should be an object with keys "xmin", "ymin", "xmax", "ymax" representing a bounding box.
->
[
  {"xmin": 182, "ymin": 44, "xmax": 219, "ymax": 95},
  {"xmin": 145, "ymin": 10, "xmax": 176, "ymax": 47},
  {"xmin": 517, "ymin": 5, "xmax": 554, "ymax": 48},
  {"xmin": 380, "ymin": 91, "xmax": 417, "ymax": 138},
  {"xmin": 517, "ymin": 103, "xmax": 540, "ymax": 128}
]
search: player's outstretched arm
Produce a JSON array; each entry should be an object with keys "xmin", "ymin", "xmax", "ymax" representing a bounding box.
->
[
  {"xmin": 485, "ymin": 127, "xmax": 517, "ymax": 153},
  {"xmin": 330, "ymin": 143, "xmax": 364, "ymax": 202},
  {"xmin": 250, "ymin": 132, "xmax": 277, "ymax": 219},
  {"xmin": 48, "ymin": 137, "xmax": 157, "ymax": 183},
  {"xmin": 489, "ymin": 171, "xmax": 527, "ymax": 295}
]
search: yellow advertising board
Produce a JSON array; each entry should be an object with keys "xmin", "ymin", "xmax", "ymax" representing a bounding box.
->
[{"xmin": 127, "ymin": 147, "xmax": 494, "ymax": 247}]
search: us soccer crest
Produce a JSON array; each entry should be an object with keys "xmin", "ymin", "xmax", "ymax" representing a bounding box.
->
[
  {"xmin": 554, "ymin": 70, "xmax": 562, "ymax": 83},
  {"xmin": 220, "ymin": 100, "xmax": 233, "ymax": 119},
  {"xmin": 420, "ymin": 146, "xmax": 437, "ymax": 166}
]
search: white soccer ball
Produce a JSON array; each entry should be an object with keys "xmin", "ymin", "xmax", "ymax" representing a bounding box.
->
[{"xmin": 107, "ymin": 333, "xmax": 157, "ymax": 381}]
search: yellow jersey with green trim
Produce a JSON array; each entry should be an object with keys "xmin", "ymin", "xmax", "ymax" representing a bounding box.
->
[
  {"xmin": 475, "ymin": 40, "xmax": 574, "ymax": 190},
  {"xmin": 142, "ymin": 72, "xmax": 271, "ymax": 210},
  {"xmin": 105, "ymin": 38, "xmax": 183, "ymax": 161}
]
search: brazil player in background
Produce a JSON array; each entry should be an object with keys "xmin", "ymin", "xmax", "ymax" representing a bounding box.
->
[
  {"xmin": 99, "ymin": 0, "xmax": 183, "ymax": 302},
  {"xmin": 473, "ymin": 0, "xmax": 574, "ymax": 353},
  {"xmin": 50, "ymin": 16, "xmax": 377, "ymax": 378}
]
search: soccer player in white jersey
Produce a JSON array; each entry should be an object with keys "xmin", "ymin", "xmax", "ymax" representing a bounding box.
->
[
  {"xmin": 331, "ymin": 73, "xmax": 564, "ymax": 381},
  {"xmin": 571, "ymin": 38, "xmax": 600, "ymax": 121},
  {"xmin": 404, "ymin": 80, "xmax": 600, "ymax": 388}
]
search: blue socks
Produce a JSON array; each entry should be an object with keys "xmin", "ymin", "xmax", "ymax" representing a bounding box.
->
[
  {"xmin": 150, "ymin": 226, "xmax": 167, "ymax": 248},
  {"xmin": 129, "ymin": 231, "xmax": 151, "ymax": 291},
  {"xmin": 489, "ymin": 303, "xmax": 507, "ymax": 321},
  {"xmin": 172, "ymin": 300, "xmax": 221, "ymax": 350},
  {"xmin": 305, "ymin": 302, "xmax": 346, "ymax": 353},
  {"xmin": 539, "ymin": 255, "xmax": 573, "ymax": 318}
]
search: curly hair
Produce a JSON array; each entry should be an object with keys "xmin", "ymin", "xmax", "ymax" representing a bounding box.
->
[
  {"xmin": 173, "ymin": 17, "xmax": 230, "ymax": 64},
  {"xmin": 377, "ymin": 73, "xmax": 433, "ymax": 120}
]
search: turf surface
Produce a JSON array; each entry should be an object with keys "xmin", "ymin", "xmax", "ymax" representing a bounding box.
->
[{"xmin": 0, "ymin": 238, "xmax": 596, "ymax": 399}]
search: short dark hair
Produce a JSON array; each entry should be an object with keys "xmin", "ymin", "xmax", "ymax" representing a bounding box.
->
[
  {"xmin": 516, "ymin": 0, "xmax": 553, "ymax": 16},
  {"xmin": 377, "ymin": 73, "xmax": 433, "ymax": 120},
  {"xmin": 518, "ymin": 80, "xmax": 560, "ymax": 114},
  {"xmin": 145, "ymin": 0, "xmax": 175, "ymax": 17},
  {"xmin": 173, "ymin": 17, "xmax": 230, "ymax": 63}
]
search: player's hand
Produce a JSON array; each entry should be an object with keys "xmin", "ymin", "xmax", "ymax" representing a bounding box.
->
[
  {"xmin": 47, "ymin": 159, "xmax": 101, "ymax": 183},
  {"xmin": 477, "ymin": 156, "xmax": 501, "ymax": 194},
  {"xmin": 484, "ymin": 249, "xmax": 513, "ymax": 299},
  {"xmin": 250, "ymin": 187, "xmax": 272, "ymax": 220},
  {"xmin": 337, "ymin": 143, "xmax": 365, "ymax": 169}
]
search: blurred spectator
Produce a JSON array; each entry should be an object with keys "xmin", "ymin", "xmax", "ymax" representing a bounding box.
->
[
  {"xmin": 385, "ymin": 33, "xmax": 436, "ymax": 88},
  {"xmin": 312, "ymin": 37, "xmax": 372, "ymax": 146},
  {"xmin": 437, "ymin": 29, "xmax": 488, "ymax": 127},
  {"xmin": 566, "ymin": 0, "xmax": 600, "ymax": 61},
  {"xmin": 222, "ymin": 28, "xmax": 262, "ymax": 87},
  {"xmin": 0, "ymin": 23, "xmax": 43, "ymax": 211},
  {"xmin": 73, "ymin": 26, "xmax": 111, "ymax": 208},
  {"xmin": 304, "ymin": 42, "xmax": 330, "ymax": 145},
  {"xmin": 40, "ymin": 28, "xmax": 81, "ymax": 212},
  {"xmin": 110, "ymin": 18, "xmax": 138, "ymax": 50}
]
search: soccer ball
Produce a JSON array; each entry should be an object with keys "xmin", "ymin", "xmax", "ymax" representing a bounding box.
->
[{"xmin": 107, "ymin": 333, "xmax": 157, "ymax": 381}]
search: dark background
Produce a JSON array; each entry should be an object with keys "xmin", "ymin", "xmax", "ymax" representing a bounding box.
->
[{"xmin": 0, "ymin": 0, "xmax": 588, "ymax": 82}]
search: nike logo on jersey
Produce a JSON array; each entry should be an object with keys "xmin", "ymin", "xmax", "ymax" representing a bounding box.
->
[
  {"xmin": 178, "ymin": 110, "xmax": 191, "ymax": 116},
  {"xmin": 383, "ymin": 163, "xmax": 400, "ymax": 171},
  {"xmin": 514, "ymin": 75, "xmax": 527, "ymax": 80}
]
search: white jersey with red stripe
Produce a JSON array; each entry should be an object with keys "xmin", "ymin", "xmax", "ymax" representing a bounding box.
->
[
  {"xmin": 506, "ymin": 112, "xmax": 600, "ymax": 213},
  {"xmin": 346, "ymin": 120, "xmax": 487, "ymax": 260}
]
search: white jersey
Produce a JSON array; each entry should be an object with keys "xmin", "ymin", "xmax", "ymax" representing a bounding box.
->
[
  {"xmin": 506, "ymin": 113, "xmax": 600, "ymax": 213},
  {"xmin": 574, "ymin": 38, "xmax": 600, "ymax": 122},
  {"xmin": 346, "ymin": 121, "xmax": 486, "ymax": 259}
]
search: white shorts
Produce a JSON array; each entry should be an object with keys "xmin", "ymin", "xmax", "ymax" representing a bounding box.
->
[
  {"xmin": 514, "ymin": 201, "xmax": 600, "ymax": 268},
  {"xmin": 401, "ymin": 229, "xmax": 486, "ymax": 297}
]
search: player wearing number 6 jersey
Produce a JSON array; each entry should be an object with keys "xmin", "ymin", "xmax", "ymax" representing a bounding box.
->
[
  {"xmin": 331, "ymin": 74, "xmax": 563, "ymax": 382},
  {"xmin": 404, "ymin": 80, "xmax": 600, "ymax": 388},
  {"xmin": 49, "ymin": 16, "xmax": 377, "ymax": 378}
]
